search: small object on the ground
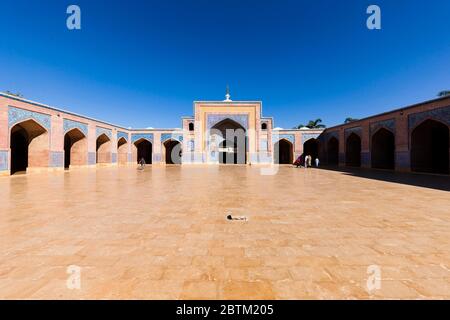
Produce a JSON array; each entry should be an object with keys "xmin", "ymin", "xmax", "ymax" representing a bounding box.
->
[{"xmin": 227, "ymin": 214, "xmax": 248, "ymax": 221}]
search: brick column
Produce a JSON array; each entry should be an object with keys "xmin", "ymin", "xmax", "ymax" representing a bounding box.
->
[
  {"xmin": 338, "ymin": 129, "xmax": 345, "ymax": 166},
  {"xmin": 395, "ymin": 114, "xmax": 410, "ymax": 172},
  {"xmin": 0, "ymin": 101, "xmax": 9, "ymax": 175},
  {"xmin": 361, "ymin": 124, "xmax": 370, "ymax": 168}
]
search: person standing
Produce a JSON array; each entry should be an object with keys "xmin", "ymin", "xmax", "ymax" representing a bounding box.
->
[{"xmin": 315, "ymin": 157, "xmax": 320, "ymax": 167}]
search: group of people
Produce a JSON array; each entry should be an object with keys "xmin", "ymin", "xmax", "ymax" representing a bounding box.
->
[{"xmin": 294, "ymin": 154, "xmax": 319, "ymax": 168}]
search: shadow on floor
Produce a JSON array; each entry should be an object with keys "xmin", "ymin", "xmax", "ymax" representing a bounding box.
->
[{"xmin": 318, "ymin": 165, "xmax": 450, "ymax": 192}]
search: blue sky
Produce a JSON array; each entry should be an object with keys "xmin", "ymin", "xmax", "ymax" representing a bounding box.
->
[{"xmin": 1, "ymin": 0, "xmax": 449, "ymax": 129}]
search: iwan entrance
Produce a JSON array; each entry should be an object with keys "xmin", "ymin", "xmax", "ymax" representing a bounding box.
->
[{"xmin": 211, "ymin": 118, "xmax": 247, "ymax": 164}]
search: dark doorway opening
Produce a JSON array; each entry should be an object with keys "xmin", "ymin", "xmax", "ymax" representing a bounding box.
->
[
  {"xmin": 371, "ymin": 128, "xmax": 395, "ymax": 170},
  {"xmin": 327, "ymin": 137, "xmax": 339, "ymax": 165},
  {"xmin": 135, "ymin": 139, "xmax": 152, "ymax": 164},
  {"xmin": 346, "ymin": 133, "xmax": 361, "ymax": 167},
  {"xmin": 274, "ymin": 139, "xmax": 293, "ymax": 164},
  {"xmin": 164, "ymin": 140, "xmax": 182, "ymax": 164},
  {"xmin": 411, "ymin": 120, "xmax": 449, "ymax": 174},
  {"xmin": 303, "ymin": 139, "xmax": 319, "ymax": 162},
  {"xmin": 10, "ymin": 128, "xmax": 28, "ymax": 174}
]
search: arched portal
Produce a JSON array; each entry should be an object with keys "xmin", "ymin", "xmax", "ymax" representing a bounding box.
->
[
  {"xmin": 164, "ymin": 139, "xmax": 182, "ymax": 164},
  {"xmin": 371, "ymin": 128, "xmax": 395, "ymax": 170},
  {"xmin": 327, "ymin": 137, "xmax": 339, "ymax": 165},
  {"xmin": 133, "ymin": 139, "xmax": 152, "ymax": 164},
  {"xmin": 346, "ymin": 133, "xmax": 361, "ymax": 167},
  {"xmin": 274, "ymin": 139, "xmax": 293, "ymax": 164},
  {"xmin": 303, "ymin": 139, "xmax": 319, "ymax": 162},
  {"xmin": 64, "ymin": 128, "xmax": 87, "ymax": 169},
  {"xmin": 96, "ymin": 134, "xmax": 112, "ymax": 164},
  {"xmin": 411, "ymin": 120, "xmax": 449, "ymax": 174},
  {"xmin": 117, "ymin": 137, "xmax": 128, "ymax": 164},
  {"xmin": 10, "ymin": 119, "xmax": 49, "ymax": 175},
  {"xmin": 211, "ymin": 118, "xmax": 247, "ymax": 164}
]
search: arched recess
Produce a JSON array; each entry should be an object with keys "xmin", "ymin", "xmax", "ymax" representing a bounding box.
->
[
  {"xmin": 327, "ymin": 137, "xmax": 339, "ymax": 165},
  {"xmin": 371, "ymin": 128, "xmax": 395, "ymax": 170},
  {"xmin": 346, "ymin": 133, "xmax": 361, "ymax": 167},
  {"xmin": 274, "ymin": 139, "xmax": 293, "ymax": 164},
  {"xmin": 303, "ymin": 138, "xmax": 319, "ymax": 161},
  {"xmin": 64, "ymin": 128, "xmax": 87, "ymax": 169},
  {"xmin": 411, "ymin": 119, "xmax": 449, "ymax": 174},
  {"xmin": 117, "ymin": 137, "xmax": 128, "ymax": 164},
  {"xmin": 10, "ymin": 119, "xmax": 49, "ymax": 174},
  {"xmin": 96, "ymin": 134, "xmax": 112, "ymax": 164},
  {"xmin": 132, "ymin": 138, "xmax": 152, "ymax": 164},
  {"xmin": 164, "ymin": 139, "xmax": 182, "ymax": 164},
  {"xmin": 211, "ymin": 118, "xmax": 247, "ymax": 164}
]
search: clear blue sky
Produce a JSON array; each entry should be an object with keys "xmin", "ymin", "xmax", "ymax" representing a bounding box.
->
[{"xmin": 1, "ymin": 0, "xmax": 449, "ymax": 129}]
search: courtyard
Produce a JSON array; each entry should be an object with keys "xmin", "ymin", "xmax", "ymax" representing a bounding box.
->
[{"xmin": 0, "ymin": 166, "xmax": 449, "ymax": 299}]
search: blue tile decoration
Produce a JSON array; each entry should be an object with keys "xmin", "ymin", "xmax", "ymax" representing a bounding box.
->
[
  {"xmin": 302, "ymin": 133, "xmax": 320, "ymax": 143},
  {"xmin": 96, "ymin": 127, "xmax": 112, "ymax": 139},
  {"xmin": 112, "ymin": 153, "xmax": 117, "ymax": 163},
  {"xmin": 339, "ymin": 152, "xmax": 345, "ymax": 164},
  {"xmin": 50, "ymin": 151, "xmax": 64, "ymax": 168},
  {"xmin": 117, "ymin": 131, "xmax": 128, "ymax": 141},
  {"xmin": 161, "ymin": 133, "xmax": 183, "ymax": 143},
  {"xmin": 88, "ymin": 152, "xmax": 96, "ymax": 165},
  {"xmin": 326, "ymin": 131, "xmax": 339, "ymax": 141},
  {"xmin": 207, "ymin": 114, "xmax": 249, "ymax": 130},
  {"xmin": 131, "ymin": 133, "xmax": 153, "ymax": 144},
  {"xmin": 188, "ymin": 140, "xmax": 195, "ymax": 152},
  {"xmin": 361, "ymin": 152, "xmax": 370, "ymax": 166},
  {"xmin": 8, "ymin": 106, "xmax": 51, "ymax": 131},
  {"xmin": 272, "ymin": 134, "xmax": 295, "ymax": 145},
  {"xmin": 344, "ymin": 126, "xmax": 362, "ymax": 139},
  {"xmin": 153, "ymin": 153, "xmax": 161, "ymax": 162},
  {"xmin": 396, "ymin": 151, "xmax": 410, "ymax": 169},
  {"xmin": 0, "ymin": 150, "xmax": 9, "ymax": 171},
  {"xmin": 258, "ymin": 152, "xmax": 272, "ymax": 163},
  {"xmin": 63, "ymin": 119, "xmax": 88, "ymax": 136},
  {"xmin": 408, "ymin": 105, "xmax": 450, "ymax": 131},
  {"xmin": 370, "ymin": 119, "xmax": 395, "ymax": 136}
]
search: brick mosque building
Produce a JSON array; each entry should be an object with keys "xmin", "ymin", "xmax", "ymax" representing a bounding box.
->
[{"xmin": 0, "ymin": 91, "xmax": 449, "ymax": 176}]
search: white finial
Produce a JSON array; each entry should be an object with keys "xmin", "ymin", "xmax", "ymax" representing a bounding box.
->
[{"xmin": 224, "ymin": 85, "xmax": 232, "ymax": 102}]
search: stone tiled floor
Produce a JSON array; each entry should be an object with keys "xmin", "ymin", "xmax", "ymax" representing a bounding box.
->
[{"xmin": 0, "ymin": 165, "xmax": 449, "ymax": 299}]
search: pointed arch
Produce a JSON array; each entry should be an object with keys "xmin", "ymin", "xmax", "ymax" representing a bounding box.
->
[
  {"xmin": 64, "ymin": 128, "xmax": 87, "ymax": 169},
  {"xmin": 274, "ymin": 138, "xmax": 293, "ymax": 164},
  {"xmin": 96, "ymin": 133, "xmax": 112, "ymax": 164},
  {"xmin": 411, "ymin": 119, "xmax": 449, "ymax": 174},
  {"xmin": 346, "ymin": 133, "xmax": 361, "ymax": 167},
  {"xmin": 10, "ymin": 119, "xmax": 50, "ymax": 174}
]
